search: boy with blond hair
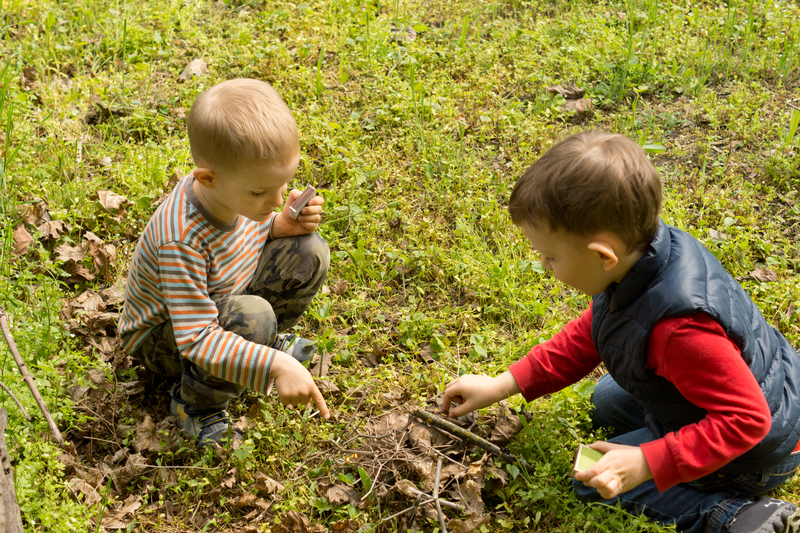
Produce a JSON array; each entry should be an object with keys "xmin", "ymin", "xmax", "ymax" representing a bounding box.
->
[
  {"xmin": 120, "ymin": 78, "xmax": 330, "ymax": 445},
  {"xmin": 443, "ymin": 130, "xmax": 800, "ymax": 533}
]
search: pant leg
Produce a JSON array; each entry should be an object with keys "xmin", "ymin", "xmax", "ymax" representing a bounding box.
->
[
  {"xmin": 130, "ymin": 293, "xmax": 278, "ymax": 411},
  {"xmin": 590, "ymin": 373, "xmax": 648, "ymax": 435},
  {"xmin": 576, "ymin": 374, "xmax": 800, "ymax": 533},
  {"xmin": 181, "ymin": 293, "xmax": 278, "ymax": 411},
  {"xmin": 247, "ymin": 233, "xmax": 329, "ymax": 331}
]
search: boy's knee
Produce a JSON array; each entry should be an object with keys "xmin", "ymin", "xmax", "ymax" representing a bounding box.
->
[
  {"xmin": 303, "ymin": 233, "xmax": 330, "ymax": 276},
  {"xmin": 216, "ymin": 294, "xmax": 277, "ymax": 345}
]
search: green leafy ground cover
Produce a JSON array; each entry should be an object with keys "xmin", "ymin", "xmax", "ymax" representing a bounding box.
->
[{"xmin": 1, "ymin": 0, "xmax": 799, "ymax": 531}]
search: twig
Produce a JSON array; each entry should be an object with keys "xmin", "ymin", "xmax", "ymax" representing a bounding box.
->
[
  {"xmin": 788, "ymin": 102, "xmax": 800, "ymax": 111},
  {"xmin": 0, "ymin": 308, "xmax": 64, "ymax": 445},
  {"xmin": 412, "ymin": 409, "xmax": 530, "ymax": 469},
  {"xmin": 379, "ymin": 496, "xmax": 439, "ymax": 523},
  {"xmin": 433, "ymin": 457, "xmax": 447, "ymax": 533},
  {"xmin": 0, "ymin": 380, "xmax": 30, "ymax": 420},
  {"xmin": 397, "ymin": 483, "xmax": 464, "ymax": 512}
]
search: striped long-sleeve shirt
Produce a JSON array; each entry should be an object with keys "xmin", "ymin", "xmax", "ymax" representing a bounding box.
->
[{"xmin": 120, "ymin": 175, "xmax": 276, "ymax": 393}]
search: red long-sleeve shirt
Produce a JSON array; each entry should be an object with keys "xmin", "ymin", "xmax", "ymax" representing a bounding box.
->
[{"xmin": 509, "ymin": 304, "xmax": 781, "ymax": 492}]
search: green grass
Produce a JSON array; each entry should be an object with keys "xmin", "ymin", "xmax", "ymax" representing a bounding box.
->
[{"xmin": 0, "ymin": 0, "xmax": 799, "ymax": 531}]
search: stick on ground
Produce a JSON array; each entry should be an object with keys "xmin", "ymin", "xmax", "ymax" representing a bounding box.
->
[
  {"xmin": 0, "ymin": 308, "xmax": 64, "ymax": 446},
  {"xmin": 412, "ymin": 409, "xmax": 530, "ymax": 470}
]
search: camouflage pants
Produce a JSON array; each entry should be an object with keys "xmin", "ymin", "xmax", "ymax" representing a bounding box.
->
[{"xmin": 134, "ymin": 233, "xmax": 330, "ymax": 411}]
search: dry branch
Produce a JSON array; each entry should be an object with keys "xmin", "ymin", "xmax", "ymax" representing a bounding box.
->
[
  {"xmin": 0, "ymin": 308, "xmax": 64, "ymax": 446},
  {"xmin": 412, "ymin": 409, "xmax": 530, "ymax": 469},
  {"xmin": 0, "ymin": 408, "xmax": 24, "ymax": 533},
  {"xmin": 0, "ymin": 381, "xmax": 30, "ymax": 421}
]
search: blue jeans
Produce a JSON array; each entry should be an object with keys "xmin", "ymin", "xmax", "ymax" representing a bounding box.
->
[{"xmin": 572, "ymin": 374, "xmax": 800, "ymax": 533}]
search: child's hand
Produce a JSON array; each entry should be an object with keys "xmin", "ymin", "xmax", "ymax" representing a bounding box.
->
[
  {"xmin": 442, "ymin": 370, "xmax": 520, "ymax": 418},
  {"xmin": 573, "ymin": 441, "xmax": 653, "ymax": 499},
  {"xmin": 270, "ymin": 351, "xmax": 330, "ymax": 419},
  {"xmin": 270, "ymin": 188, "xmax": 324, "ymax": 238}
]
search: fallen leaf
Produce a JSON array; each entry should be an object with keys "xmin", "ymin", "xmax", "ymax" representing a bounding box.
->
[
  {"xmin": 98, "ymin": 190, "xmax": 129, "ymax": 211},
  {"xmin": 750, "ymin": 267, "xmax": 778, "ymax": 282},
  {"xmin": 388, "ymin": 22, "xmax": 416, "ymax": 43},
  {"xmin": 69, "ymin": 478, "xmax": 102, "ymax": 507},
  {"xmin": 254, "ymin": 472, "xmax": 284, "ymax": 494},
  {"xmin": 19, "ymin": 66, "xmax": 36, "ymax": 89},
  {"xmin": 97, "ymin": 156, "xmax": 112, "ymax": 167},
  {"xmin": 100, "ymin": 281, "xmax": 126, "ymax": 307},
  {"xmin": 325, "ymin": 484, "xmax": 364, "ymax": 508},
  {"xmin": 38, "ymin": 220, "xmax": 65, "ymax": 240},
  {"xmin": 708, "ymin": 229, "xmax": 728, "ymax": 242},
  {"xmin": 13, "ymin": 224, "xmax": 33, "ymax": 255},
  {"xmin": 64, "ymin": 261, "xmax": 96, "ymax": 282},
  {"xmin": 24, "ymin": 198, "xmax": 51, "ymax": 226},
  {"xmin": 132, "ymin": 415, "xmax": 162, "ymax": 453},
  {"xmin": 66, "ymin": 290, "xmax": 106, "ymax": 316},
  {"xmin": 546, "ymin": 81, "xmax": 586, "ymax": 99},
  {"xmin": 178, "ymin": 59, "xmax": 208, "ymax": 82},
  {"xmin": 329, "ymin": 519, "xmax": 360, "ymax": 533},
  {"xmin": 55, "ymin": 242, "xmax": 88, "ymax": 262},
  {"xmin": 563, "ymin": 97, "xmax": 594, "ymax": 124},
  {"xmin": 489, "ymin": 415, "xmax": 523, "ymax": 447},
  {"xmin": 331, "ymin": 279, "xmax": 350, "ymax": 296},
  {"xmin": 370, "ymin": 411, "xmax": 411, "ymax": 434},
  {"xmin": 118, "ymin": 494, "xmax": 143, "ymax": 515},
  {"xmin": 112, "ymin": 453, "xmax": 149, "ymax": 492}
]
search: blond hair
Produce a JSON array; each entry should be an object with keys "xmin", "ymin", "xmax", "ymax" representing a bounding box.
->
[
  {"xmin": 187, "ymin": 78, "xmax": 300, "ymax": 172},
  {"xmin": 508, "ymin": 130, "xmax": 662, "ymax": 251}
]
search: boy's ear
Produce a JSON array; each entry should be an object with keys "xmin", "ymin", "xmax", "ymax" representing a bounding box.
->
[
  {"xmin": 193, "ymin": 167, "xmax": 216, "ymax": 188},
  {"xmin": 587, "ymin": 239, "xmax": 619, "ymax": 271}
]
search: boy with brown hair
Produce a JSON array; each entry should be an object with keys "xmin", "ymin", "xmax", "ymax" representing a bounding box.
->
[
  {"xmin": 120, "ymin": 78, "xmax": 330, "ymax": 445},
  {"xmin": 442, "ymin": 130, "xmax": 800, "ymax": 533}
]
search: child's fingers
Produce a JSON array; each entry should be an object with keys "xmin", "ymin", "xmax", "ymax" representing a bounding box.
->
[{"xmin": 312, "ymin": 387, "xmax": 331, "ymax": 420}]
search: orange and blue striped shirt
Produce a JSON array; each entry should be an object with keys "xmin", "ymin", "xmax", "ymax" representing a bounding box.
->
[{"xmin": 120, "ymin": 175, "xmax": 276, "ymax": 393}]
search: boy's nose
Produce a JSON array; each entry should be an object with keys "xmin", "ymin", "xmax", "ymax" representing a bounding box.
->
[{"xmin": 541, "ymin": 256, "xmax": 552, "ymax": 271}]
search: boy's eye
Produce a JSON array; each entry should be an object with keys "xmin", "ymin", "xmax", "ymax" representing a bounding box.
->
[{"xmin": 250, "ymin": 191, "xmax": 266, "ymax": 198}]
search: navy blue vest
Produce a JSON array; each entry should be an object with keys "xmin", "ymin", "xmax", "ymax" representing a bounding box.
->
[{"xmin": 592, "ymin": 221, "xmax": 800, "ymax": 474}]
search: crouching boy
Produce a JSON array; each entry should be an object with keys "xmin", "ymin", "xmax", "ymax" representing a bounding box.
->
[
  {"xmin": 443, "ymin": 130, "xmax": 800, "ymax": 533},
  {"xmin": 120, "ymin": 79, "xmax": 330, "ymax": 445}
]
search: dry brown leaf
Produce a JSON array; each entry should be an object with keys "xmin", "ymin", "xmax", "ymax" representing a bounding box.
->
[
  {"xmin": 254, "ymin": 472, "xmax": 284, "ymax": 494},
  {"xmin": 278, "ymin": 510, "xmax": 314, "ymax": 533},
  {"xmin": 112, "ymin": 453, "xmax": 149, "ymax": 492},
  {"xmin": 370, "ymin": 411, "xmax": 411, "ymax": 434},
  {"xmin": 13, "ymin": 224, "xmax": 33, "ymax": 255},
  {"xmin": 24, "ymin": 199, "xmax": 51, "ymax": 226},
  {"xmin": 309, "ymin": 351, "xmax": 332, "ymax": 378},
  {"xmin": 132, "ymin": 415, "xmax": 162, "ymax": 453},
  {"xmin": 98, "ymin": 190, "xmax": 129, "ymax": 211},
  {"xmin": 315, "ymin": 379, "xmax": 340, "ymax": 395},
  {"xmin": 178, "ymin": 59, "xmax": 208, "ymax": 81},
  {"xmin": 331, "ymin": 279, "xmax": 350, "ymax": 296},
  {"xmin": 546, "ymin": 81, "xmax": 586, "ymax": 99},
  {"xmin": 118, "ymin": 494, "xmax": 143, "ymax": 516},
  {"xmin": 20, "ymin": 66, "xmax": 36, "ymax": 89},
  {"xmin": 100, "ymin": 281, "xmax": 126, "ymax": 306},
  {"xmin": 388, "ymin": 22, "xmax": 416, "ymax": 43},
  {"xmin": 100, "ymin": 515, "xmax": 129, "ymax": 530},
  {"xmin": 38, "ymin": 220, "xmax": 65, "ymax": 240},
  {"xmin": 563, "ymin": 97, "xmax": 594, "ymax": 124},
  {"xmin": 418, "ymin": 343, "xmax": 435, "ymax": 364},
  {"xmin": 750, "ymin": 267, "xmax": 778, "ymax": 282},
  {"xmin": 67, "ymin": 290, "xmax": 106, "ymax": 316},
  {"xmin": 325, "ymin": 484, "xmax": 364, "ymax": 508},
  {"xmin": 69, "ymin": 478, "xmax": 102, "ymax": 508},
  {"xmin": 460, "ymin": 479, "xmax": 485, "ymax": 515},
  {"xmin": 489, "ymin": 415, "xmax": 523, "ymax": 447},
  {"xmin": 328, "ymin": 519, "xmax": 360, "ymax": 533},
  {"xmin": 55, "ymin": 242, "xmax": 87, "ymax": 262},
  {"xmin": 84, "ymin": 311, "xmax": 118, "ymax": 333}
]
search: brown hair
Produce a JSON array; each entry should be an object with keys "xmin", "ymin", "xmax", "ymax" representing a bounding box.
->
[
  {"xmin": 508, "ymin": 130, "xmax": 662, "ymax": 251},
  {"xmin": 187, "ymin": 78, "xmax": 300, "ymax": 172}
]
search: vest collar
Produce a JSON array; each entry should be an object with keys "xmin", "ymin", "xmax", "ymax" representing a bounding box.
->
[{"xmin": 602, "ymin": 220, "xmax": 670, "ymax": 312}]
